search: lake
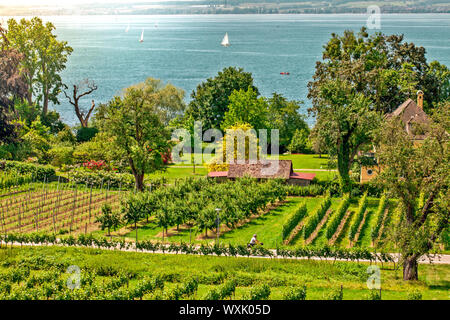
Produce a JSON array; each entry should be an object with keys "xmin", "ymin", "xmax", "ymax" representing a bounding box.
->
[{"xmin": 10, "ymin": 14, "xmax": 450, "ymax": 126}]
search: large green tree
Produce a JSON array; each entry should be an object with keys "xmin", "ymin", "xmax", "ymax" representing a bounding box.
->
[
  {"xmin": 311, "ymin": 79, "xmax": 380, "ymax": 192},
  {"xmin": 376, "ymin": 102, "xmax": 449, "ymax": 280},
  {"xmin": 221, "ymin": 87, "xmax": 268, "ymax": 130},
  {"xmin": 308, "ymin": 27, "xmax": 448, "ymax": 114},
  {"xmin": 97, "ymin": 78, "xmax": 183, "ymax": 191},
  {"xmin": 0, "ymin": 27, "xmax": 27, "ymax": 144},
  {"xmin": 7, "ymin": 17, "xmax": 73, "ymax": 114},
  {"xmin": 185, "ymin": 66, "xmax": 258, "ymax": 130}
]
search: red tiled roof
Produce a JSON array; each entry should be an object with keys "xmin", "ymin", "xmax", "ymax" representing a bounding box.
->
[
  {"xmin": 289, "ymin": 172, "xmax": 316, "ymax": 181},
  {"xmin": 208, "ymin": 171, "xmax": 228, "ymax": 178}
]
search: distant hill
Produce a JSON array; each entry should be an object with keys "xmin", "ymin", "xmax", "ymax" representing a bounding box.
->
[{"xmin": 1, "ymin": 1, "xmax": 450, "ymax": 15}]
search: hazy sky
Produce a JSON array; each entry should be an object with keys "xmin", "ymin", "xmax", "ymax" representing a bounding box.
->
[{"xmin": 1, "ymin": 0, "xmax": 197, "ymax": 5}]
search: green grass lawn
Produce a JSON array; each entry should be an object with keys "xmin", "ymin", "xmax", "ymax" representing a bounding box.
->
[
  {"xmin": 146, "ymin": 167, "xmax": 208, "ymax": 181},
  {"xmin": 1, "ymin": 246, "xmax": 448, "ymax": 300},
  {"xmin": 169, "ymin": 153, "xmax": 333, "ymax": 170}
]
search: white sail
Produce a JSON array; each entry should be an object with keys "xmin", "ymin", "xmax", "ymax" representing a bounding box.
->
[
  {"xmin": 221, "ymin": 32, "xmax": 230, "ymax": 47},
  {"xmin": 125, "ymin": 24, "xmax": 130, "ymax": 32},
  {"xmin": 139, "ymin": 29, "xmax": 144, "ymax": 42}
]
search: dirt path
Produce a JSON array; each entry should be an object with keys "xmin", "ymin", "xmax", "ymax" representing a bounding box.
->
[
  {"xmin": 350, "ymin": 209, "xmax": 369, "ymax": 248},
  {"xmin": 329, "ymin": 210, "xmax": 352, "ymax": 246},
  {"xmin": 305, "ymin": 209, "xmax": 332, "ymax": 245},
  {"xmin": 284, "ymin": 219, "xmax": 307, "ymax": 245}
]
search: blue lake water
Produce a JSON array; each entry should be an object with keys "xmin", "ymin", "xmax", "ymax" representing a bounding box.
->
[{"xmin": 21, "ymin": 14, "xmax": 450, "ymax": 125}]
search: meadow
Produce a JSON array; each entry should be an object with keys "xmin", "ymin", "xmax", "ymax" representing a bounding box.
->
[{"xmin": 0, "ymin": 246, "xmax": 448, "ymax": 300}]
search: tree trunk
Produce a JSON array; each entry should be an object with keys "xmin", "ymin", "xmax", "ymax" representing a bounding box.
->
[
  {"xmin": 403, "ymin": 256, "xmax": 419, "ymax": 280},
  {"xmin": 337, "ymin": 139, "xmax": 352, "ymax": 193}
]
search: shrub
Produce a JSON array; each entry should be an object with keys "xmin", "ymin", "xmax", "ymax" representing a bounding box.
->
[
  {"xmin": 406, "ymin": 289, "xmax": 422, "ymax": 300},
  {"xmin": 349, "ymin": 192, "xmax": 368, "ymax": 241},
  {"xmin": 76, "ymin": 127, "xmax": 99, "ymax": 142},
  {"xmin": 47, "ymin": 146, "xmax": 74, "ymax": 167},
  {"xmin": 282, "ymin": 202, "xmax": 307, "ymax": 240},
  {"xmin": 0, "ymin": 160, "xmax": 55, "ymax": 181},
  {"xmin": 283, "ymin": 285, "xmax": 307, "ymax": 300},
  {"xmin": 324, "ymin": 286, "xmax": 343, "ymax": 300},
  {"xmin": 371, "ymin": 194, "xmax": 388, "ymax": 242},
  {"xmin": 68, "ymin": 169, "xmax": 135, "ymax": 189},
  {"xmin": 325, "ymin": 194, "xmax": 351, "ymax": 239},
  {"xmin": 248, "ymin": 284, "xmax": 271, "ymax": 300},
  {"xmin": 365, "ymin": 289, "xmax": 382, "ymax": 300},
  {"xmin": 285, "ymin": 184, "xmax": 325, "ymax": 196},
  {"xmin": 303, "ymin": 194, "xmax": 331, "ymax": 239}
]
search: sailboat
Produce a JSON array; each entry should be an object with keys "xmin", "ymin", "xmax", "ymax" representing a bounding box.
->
[
  {"xmin": 125, "ymin": 24, "xmax": 130, "ymax": 33},
  {"xmin": 221, "ymin": 32, "xmax": 230, "ymax": 47},
  {"xmin": 139, "ymin": 29, "xmax": 144, "ymax": 43}
]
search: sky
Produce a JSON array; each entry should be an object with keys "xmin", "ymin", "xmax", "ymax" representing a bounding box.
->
[{"xmin": 1, "ymin": 0, "xmax": 197, "ymax": 6}]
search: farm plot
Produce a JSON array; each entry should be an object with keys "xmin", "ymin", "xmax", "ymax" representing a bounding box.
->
[{"xmin": 0, "ymin": 183, "xmax": 124, "ymax": 235}]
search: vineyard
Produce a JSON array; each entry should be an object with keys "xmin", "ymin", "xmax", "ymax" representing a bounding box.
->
[
  {"xmin": 0, "ymin": 182, "xmax": 123, "ymax": 235},
  {"xmin": 0, "ymin": 245, "xmax": 446, "ymax": 300}
]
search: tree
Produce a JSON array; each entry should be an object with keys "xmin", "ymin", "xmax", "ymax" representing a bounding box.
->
[
  {"xmin": 95, "ymin": 204, "xmax": 121, "ymax": 236},
  {"xmin": 267, "ymin": 93, "xmax": 308, "ymax": 152},
  {"xmin": 222, "ymin": 87, "xmax": 268, "ymax": 130},
  {"xmin": 122, "ymin": 194, "xmax": 148, "ymax": 243},
  {"xmin": 0, "ymin": 26, "xmax": 28, "ymax": 144},
  {"xmin": 185, "ymin": 66, "xmax": 258, "ymax": 130},
  {"xmin": 63, "ymin": 79, "xmax": 98, "ymax": 127},
  {"xmin": 308, "ymin": 27, "xmax": 448, "ymax": 115},
  {"xmin": 311, "ymin": 79, "xmax": 380, "ymax": 192},
  {"xmin": 7, "ymin": 17, "xmax": 73, "ymax": 114},
  {"xmin": 288, "ymin": 128, "xmax": 311, "ymax": 154},
  {"xmin": 97, "ymin": 78, "xmax": 182, "ymax": 191},
  {"xmin": 376, "ymin": 103, "xmax": 449, "ymax": 280}
]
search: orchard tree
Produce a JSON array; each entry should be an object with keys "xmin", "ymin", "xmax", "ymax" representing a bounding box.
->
[
  {"xmin": 185, "ymin": 66, "xmax": 258, "ymax": 130},
  {"xmin": 95, "ymin": 204, "xmax": 121, "ymax": 237},
  {"xmin": 98, "ymin": 78, "xmax": 183, "ymax": 191},
  {"xmin": 0, "ymin": 26, "xmax": 28, "ymax": 143},
  {"xmin": 308, "ymin": 27, "xmax": 449, "ymax": 114},
  {"xmin": 7, "ymin": 17, "xmax": 73, "ymax": 114},
  {"xmin": 376, "ymin": 103, "xmax": 449, "ymax": 280},
  {"xmin": 311, "ymin": 79, "xmax": 380, "ymax": 192}
]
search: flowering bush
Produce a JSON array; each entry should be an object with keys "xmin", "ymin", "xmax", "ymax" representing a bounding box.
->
[{"xmin": 83, "ymin": 160, "xmax": 108, "ymax": 171}]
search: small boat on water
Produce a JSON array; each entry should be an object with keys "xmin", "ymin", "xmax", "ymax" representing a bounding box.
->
[
  {"xmin": 280, "ymin": 72, "xmax": 290, "ymax": 75},
  {"xmin": 125, "ymin": 25, "xmax": 130, "ymax": 33},
  {"xmin": 221, "ymin": 32, "xmax": 230, "ymax": 47},
  {"xmin": 139, "ymin": 29, "xmax": 144, "ymax": 42}
]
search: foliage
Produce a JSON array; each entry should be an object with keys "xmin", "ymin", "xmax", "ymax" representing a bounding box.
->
[
  {"xmin": 95, "ymin": 78, "xmax": 180, "ymax": 191},
  {"xmin": 326, "ymin": 193, "xmax": 350, "ymax": 239},
  {"xmin": 247, "ymin": 283, "xmax": 271, "ymax": 300},
  {"xmin": 349, "ymin": 192, "xmax": 368, "ymax": 242},
  {"xmin": 307, "ymin": 27, "xmax": 447, "ymax": 114},
  {"xmin": 284, "ymin": 184, "xmax": 325, "ymax": 197},
  {"xmin": 283, "ymin": 285, "xmax": 307, "ymax": 300},
  {"xmin": 76, "ymin": 127, "xmax": 98, "ymax": 142},
  {"xmin": 371, "ymin": 194, "xmax": 388, "ymax": 242},
  {"xmin": 376, "ymin": 104, "xmax": 449, "ymax": 280},
  {"xmin": 185, "ymin": 66, "xmax": 258, "ymax": 130},
  {"xmin": 6, "ymin": 17, "xmax": 73, "ymax": 114},
  {"xmin": 222, "ymin": 87, "xmax": 268, "ymax": 130},
  {"xmin": 303, "ymin": 194, "xmax": 332, "ymax": 239},
  {"xmin": 0, "ymin": 160, "xmax": 55, "ymax": 181},
  {"xmin": 95, "ymin": 204, "xmax": 121, "ymax": 235},
  {"xmin": 282, "ymin": 202, "xmax": 307, "ymax": 240},
  {"xmin": 68, "ymin": 169, "xmax": 136, "ymax": 189},
  {"xmin": 288, "ymin": 128, "xmax": 312, "ymax": 154},
  {"xmin": 324, "ymin": 286, "xmax": 343, "ymax": 300},
  {"xmin": 309, "ymin": 79, "xmax": 381, "ymax": 193}
]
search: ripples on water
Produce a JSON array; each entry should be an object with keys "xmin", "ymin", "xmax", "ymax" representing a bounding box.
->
[{"xmin": 10, "ymin": 14, "xmax": 449, "ymax": 125}]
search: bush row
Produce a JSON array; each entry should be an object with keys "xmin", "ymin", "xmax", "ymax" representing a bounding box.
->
[
  {"xmin": 0, "ymin": 160, "xmax": 55, "ymax": 181},
  {"xmin": 371, "ymin": 194, "xmax": 388, "ymax": 242},
  {"xmin": 325, "ymin": 194, "xmax": 351, "ymax": 240},
  {"xmin": 349, "ymin": 192, "xmax": 368, "ymax": 241},
  {"xmin": 282, "ymin": 202, "xmax": 307, "ymax": 240},
  {"xmin": 302, "ymin": 194, "xmax": 332, "ymax": 240},
  {"xmin": 0, "ymin": 233, "xmax": 396, "ymax": 263}
]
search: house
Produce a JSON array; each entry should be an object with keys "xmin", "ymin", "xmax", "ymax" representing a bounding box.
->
[
  {"xmin": 360, "ymin": 90, "xmax": 430, "ymax": 182},
  {"xmin": 208, "ymin": 160, "xmax": 316, "ymax": 186}
]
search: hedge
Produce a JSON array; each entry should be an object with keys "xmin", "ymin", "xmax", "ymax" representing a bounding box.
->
[
  {"xmin": 282, "ymin": 202, "xmax": 307, "ymax": 240},
  {"xmin": 371, "ymin": 194, "xmax": 388, "ymax": 242},
  {"xmin": 284, "ymin": 184, "xmax": 325, "ymax": 196},
  {"xmin": 349, "ymin": 192, "xmax": 368, "ymax": 241},
  {"xmin": 302, "ymin": 194, "xmax": 332, "ymax": 240},
  {"xmin": 325, "ymin": 193, "xmax": 351, "ymax": 240},
  {"xmin": 0, "ymin": 160, "xmax": 55, "ymax": 181}
]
